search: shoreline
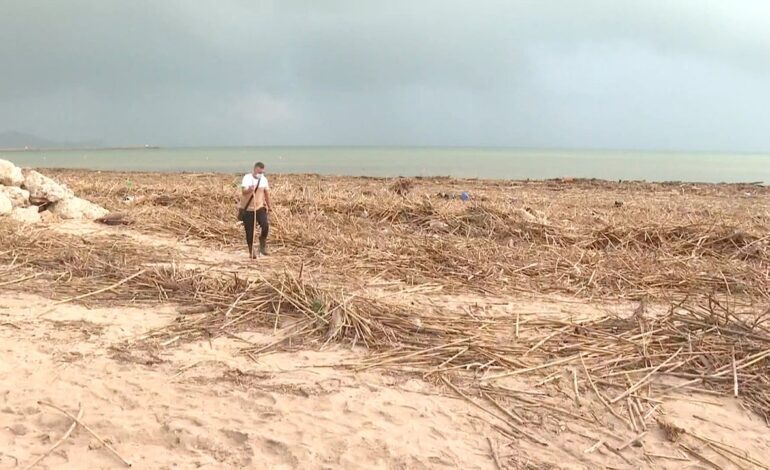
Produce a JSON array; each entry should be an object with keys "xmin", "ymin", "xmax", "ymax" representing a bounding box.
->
[
  {"xmin": 3, "ymin": 148, "xmax": 769, "ymax": 184},
  {"xmin": 36, "ymin": 167, "xmax": 770, "ymax": 188}
]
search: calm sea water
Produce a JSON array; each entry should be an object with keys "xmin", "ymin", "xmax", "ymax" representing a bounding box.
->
[{"xmin": 2, "ymin": 147, "xmax": 768, "ymax": 183}]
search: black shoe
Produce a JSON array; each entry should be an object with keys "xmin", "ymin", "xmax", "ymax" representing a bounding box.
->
[{"xmin": 259, "ymin": 238, "xmax": 268, "ymax": 256}]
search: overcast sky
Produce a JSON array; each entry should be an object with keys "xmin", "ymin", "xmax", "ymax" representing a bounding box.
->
[{"xmin": 1, "ymin": 1, "xmax": 769, "ymax": 151}]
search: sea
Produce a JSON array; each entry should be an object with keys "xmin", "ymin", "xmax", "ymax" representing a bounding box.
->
[{"xmin": 2, "ymin": 147, "xmax": 768, "ymax": 184}]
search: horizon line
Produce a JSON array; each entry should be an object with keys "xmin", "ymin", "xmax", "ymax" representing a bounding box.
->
[{"xmin": 2, "ymin": 144, "xmax": 770, "ymax": 156}]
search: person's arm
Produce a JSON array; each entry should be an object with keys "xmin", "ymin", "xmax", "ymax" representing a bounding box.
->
[{"xmin": 262, "ymin": 177, "xmax": 271, "ymax": 210}]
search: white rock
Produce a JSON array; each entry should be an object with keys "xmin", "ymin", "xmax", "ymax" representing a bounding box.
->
[
  {"xmin": 0, "ymin": 192, "xmax": 12, "ymax": 215},
  {"xmin": 0, "ymin": 185, "xmax": 30, "ymax": 207},
  {"xmin": 0, "ymin": 159, "xmax": 24, "ymax": 186},
  {"xmin": 50, "ymin": 196, "xmax": 108, "ymax": 220},
  {"xmin": 22, "ymin": 169, "xmax": 74, "ymax": 203},
  {"xmin": 9, "ymin": 206, "xmax": 41, "ymax": 224}
]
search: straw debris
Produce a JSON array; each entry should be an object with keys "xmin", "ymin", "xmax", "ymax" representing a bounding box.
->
[{"xmin": 2, "ymin": 170, "xmax": 770, "ymax": 467}]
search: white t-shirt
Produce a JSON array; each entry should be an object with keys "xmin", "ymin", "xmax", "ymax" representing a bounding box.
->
[
  {"xmin": 241, "ymin": 173, "xmax": 269, "ymax": 190},
  {"xmin": 240, "ymin": 173, "xmax": 269, "ymax": 210}
]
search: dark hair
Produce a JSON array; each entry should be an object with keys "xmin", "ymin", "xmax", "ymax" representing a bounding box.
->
[{"xmin": 254, "ymin": 162, "xmax": 265, "ymax": 169}]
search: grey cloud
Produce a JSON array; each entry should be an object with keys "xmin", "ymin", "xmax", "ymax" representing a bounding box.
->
[{"xmin": 0, "ymin": 0, "xmax": 769, "ymax": 150}]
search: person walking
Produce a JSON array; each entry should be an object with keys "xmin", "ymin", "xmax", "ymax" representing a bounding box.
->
[{"xmin": 239, "ymin": 161, "xmax": 271, "ymax": 258}]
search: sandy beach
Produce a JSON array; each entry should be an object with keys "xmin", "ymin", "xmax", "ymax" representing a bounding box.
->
[{"xmin": 2, "ymin": 169, "xmax": 770, "ymax": 469}]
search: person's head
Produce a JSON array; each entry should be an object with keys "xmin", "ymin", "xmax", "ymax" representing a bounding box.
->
[{"xmin": 253, "ymin": 162, "xmax": 265, "ymax": 176}]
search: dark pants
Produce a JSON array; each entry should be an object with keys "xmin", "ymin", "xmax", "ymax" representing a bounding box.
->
[{"xmin": 242, "ymin": 208, "xmax": 269, "ymax": 251}]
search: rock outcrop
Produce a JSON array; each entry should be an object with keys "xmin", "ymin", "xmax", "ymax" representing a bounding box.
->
[
  {"xmin": 50, "ymin": 196, "xmax": 108, "ymax": 220},
  {"xmin": 22, "ymin": 169, "xmax": 74, "ymax": 204},
  {"xmin": 0, "ymin": 192, "xmax": 12, "ymax": 216},
  {"xmin": 0, "ymin": 159, "xmax": 24, "ymax": 186},
  {"xmin": 9, "ymin": 206, "xmax": 42, "ymax": 224},
  {"xmin": 0, "ymin": 159, "xmax": 108, "ymax": 224},
  {"xmin": 0, "ymin": 185, "xmax": 30, "ymax": 208}
]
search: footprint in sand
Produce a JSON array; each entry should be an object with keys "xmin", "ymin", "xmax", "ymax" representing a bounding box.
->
[
  {"xmin": 220, "ymin": 428, "xmax": 250, "ymax": 446},
  {"xmin": 258, "ymin": 437, "xmax": 300, "ymax": 467}
]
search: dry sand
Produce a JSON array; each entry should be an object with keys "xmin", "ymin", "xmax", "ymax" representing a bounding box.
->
[
  {"xmin": 4, "ymin": 290, "xmax": 769, "ymax": 469},
  {"xmin": 1, "ymin": 292, "xmax": 496, "ymax": 469}
]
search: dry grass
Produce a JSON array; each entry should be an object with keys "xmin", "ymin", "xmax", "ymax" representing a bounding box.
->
[
  {"xmin": 47, "ymin": 169, "xmax": 770, "ymax": 299},
  {"xmin": 4, "ymin": 217, "xmax": 769, "ymax": 422}
]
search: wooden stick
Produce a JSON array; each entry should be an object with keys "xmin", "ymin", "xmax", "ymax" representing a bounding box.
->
[
  {"xmin": 572, "ymin": 368, "xmax": 581, "ymax": 407},
  {"xmin": 583, "ymin": 439, "xmax": 604, "ymax": 453},
  {"xmin": 486, "ymin": 437, "xmax": 503, "ymax": 470},
  {"xmin": 359, "ymin": 337, "xmax": 475, "ymax": 371},
  {"xmin": 617, "ymin": 431, "xmax": 647, "ymax": 451},
  {"xmin": 523, "ymin": 327, "xmax": 568, "ymax": 357},
  {"xmin": 440, "ymin": 377, "xmax": 510, "ymax": 427},
  {"xmin": 37, "ymin": 401, "xmax": 132, "ymax": 467},
  {"xmin": 252, "ymin": 186, "xmax": 258, "ymax": 258},
  {"xmin": 705, "ymin": 444, "xmax": 751, "ymax": 470},
  {"xmin": 43, "ymin": 268, "xmax": 147, "ymax": 313},
  {"xmin": 610, "ymin": 347, "xmax": 682, "ymax": 404},
  {"xmin": 625, "ymin": 373, "xmax": 647, "ymax": 431},
  {"xmin": 423, "ymin": 347, "xmax": 469, "ymax": 378},
  {"xmin": 679, "ymin": 443, "xmax": 723, "ymax": 470},
  {"xmin": 688, "ymin": 431, "xmax": 769, "ymax": 469},
  {"xmin": 515, "ymin": 312, "xmax": 520, "ymax": 338},
  {"xmin": 23, "ymin": 404, "xmax": 84, "ymax": 470},
  {"xmin": 732, "ymin": 346, "xmax": 739, "ymax": 397},
  {"xmin": 442, "ymin": 377, "xmax": 548, "ymax": 447},
  {"xmin": 0, "ymin": 273, "xmax": 39, "ymax": 287},
  {"xmin": 483, "ymin": 354, "xmax": 579, "ymax": 381},
  {"xmin": 579, "ymin": 354, "xmax": 634, "ymax": 430},
  {"xmin": 626, "ymin": 397, "xmax": 639, "ymax": 432},
  {"xmin": 482, "ymin": 391, "xmax": 525, "ymax": 425},
  {"xmin": 645, "ymin": 451, "xmax": 689, "ymax": 462},
  {"xmin": 223, "ymin": 290, "xmax": 248, "ymax": 319},
  {"xmin": 604, "ymin": 441, "xmax": 633, "ymax": 465},
  {"xmin": 632, "ymin": 397, "xmax": 647, "ymax": 431}
]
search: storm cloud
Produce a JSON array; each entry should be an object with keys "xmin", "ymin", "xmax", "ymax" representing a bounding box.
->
[{"xmin": 1, "ymin": 0, "xmax": 769, "ymax": 150}]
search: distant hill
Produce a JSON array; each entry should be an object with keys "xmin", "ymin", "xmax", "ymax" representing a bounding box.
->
[{"xmin": 0, "ymin": 131, "xmax": 102, "ymax": 149}]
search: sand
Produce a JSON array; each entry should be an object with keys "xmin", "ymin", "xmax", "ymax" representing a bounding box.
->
[
  {"xmin": 1, "ymin": 222, "xmax": 495, "ymax": 469},
  {"xmin": 3, "ymin": 173, "xmax": 770, "ymax": 469},
  {"xmin": 2, "ymin": 291, "xmax": 498, "ymax": 469},
  {"xmin": 4, "ymin": 289, "xmax": 769, "ymax": 469}
]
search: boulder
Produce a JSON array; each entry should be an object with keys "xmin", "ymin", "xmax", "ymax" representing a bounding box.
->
[
  {"xmin": 9, "ymin": 206, "xmax": 41, "ymax": 224},
  {"xmin": 0, "ymin": 192, "xmax": 12, "ymax": 215},
  {"xmin": 0, "ymin": 159, "xmax": 24, "ymax": 186},
  {"xmin": 50, "ymin": 196, "xmax": 108, "ymax": 220},
  {"xmin": 0, "ymin": 185, "xmax": 30, "ymax": 208},
  {"xmin": 22, "ymin": 169, "xmax": 73, "ymax": 203}
]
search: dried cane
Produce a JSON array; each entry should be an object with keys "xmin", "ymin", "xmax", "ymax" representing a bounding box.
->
[{"xmin": 252, "ymin": 184, "xmax": 258, "ymax": 258}]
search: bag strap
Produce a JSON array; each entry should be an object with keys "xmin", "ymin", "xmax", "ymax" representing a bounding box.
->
[{"xmin": 240, "ymin": 176, "xmax": 261, "ymax": 210}]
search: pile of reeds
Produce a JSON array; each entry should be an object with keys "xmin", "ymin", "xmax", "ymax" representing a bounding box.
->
[
  {"xmin": 0, "ymin": 221, "xmax": 215, "ymax": 303},
  {"xmin": 5, "ymin": 210, "xmax": 768, "ymax": 423},
  {"xmin": 3, "ymin": 214, "xmax": 770, "ymax": 466},
  {"xmin": 46, "ymin": 169, "xmax": 769, "ymax": 300},
  {"xmin": 100, "ymin": 252, "xmax": 769, "ymax": 426}
]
